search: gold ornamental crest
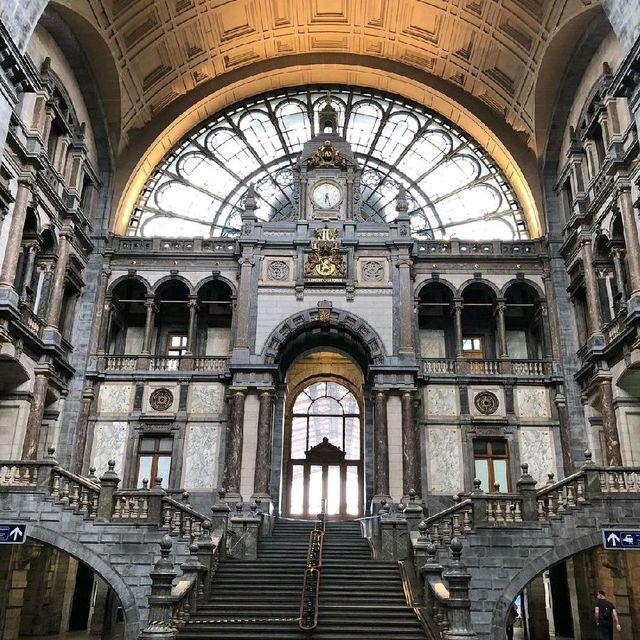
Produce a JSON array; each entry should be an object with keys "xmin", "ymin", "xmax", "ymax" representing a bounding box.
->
[
  {"xmin": 308, "ymin": 140, "xmax": 347, "ymax": 168},
  {"xmin": 304, "ymin": 227, "xmax": 346, "ymax": 279}
]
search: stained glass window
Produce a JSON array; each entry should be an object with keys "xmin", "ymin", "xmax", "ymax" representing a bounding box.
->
[{"xmin": 130, "ymin": 86, "xmax": 528, "ymax": 240}]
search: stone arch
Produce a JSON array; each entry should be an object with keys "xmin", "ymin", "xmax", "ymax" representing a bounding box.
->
[
  {"xmin": 261, "ymin": 307, "xmax": 388, "ymax": 371},
  {"xmin": 489, "ymin": 530, "xmax": 603, "ymax": 637},
  {"xmin": 152, "ymin": 274, "xmax": 195, "ymax": 296},
  {"xmin": 459, "ymin": 278, "xmax": 501, "ymax": 298},
  {"xmin": 107, "ymin": 273, "xmax": 152, "ymax": 297},
  {"xmin": 24, "ymin": 522, "xmax": 142, "ymax": 639},
  {"xmin": 500, "ymin": 278, "xmax": 545, "ymax": 299},
  {"xmin": 194, "ymin": 274, "xmax": 237, "ymax": 298},
  {"xmin": 415, "ymin": 277, "xmax": 459, "ymax": 300}
]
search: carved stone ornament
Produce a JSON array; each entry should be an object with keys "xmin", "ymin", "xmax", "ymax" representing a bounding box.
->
[
  {"xmin": 149, "ymin": 388, "xmax": 174, "ymax": 412},
  {"xmin": 361, "ymin": 260, "xmax": 384, "ymax": 282},
  {"xmin": 474, "ymin": 391, "xmax": 499, "ymax": 415},
  {"xmin": 267, "ymin": 260, "xmax": 290, "ymax": 281},
  {"xmin": 307, "ymin": 140, "xmax": 347, "ymax": 168},
  {"xmin": 304, "ymin": 226, "xmax": 346, "ymax": 278}
]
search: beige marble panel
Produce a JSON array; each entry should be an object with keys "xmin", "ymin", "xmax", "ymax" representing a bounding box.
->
[
  {"xmin": 426, "ymin": 427, "xmax": 463, "ymax": 495},
  {"xmin": 420, "ymin": 329, "xmax": 446, "ymax": 358},
  {"xmin": 183, "ymin": 424, "xmax": 220, "ymax": 490},
  {"xmin": 97, "ymin": 383, "xmax": 133, "ymax": 415},
  {"xmin": 519, "ymin": 428, "xmax": 556, "ymax": 485},
  {"xmin": 189, "ymin": 382, "xmax": 226, "ymax": 415},
  {"xmin": 240, "ymin": 393, "xmax": 260, "ymax": 500},
  {"xmin": 515, "ymin": 386, "xmax": 550, "ymax": 418},
  {"xmin": 92, "ymin": 421, "xmax": 128, "ymax": 477},
  {"xmin": 387, "ymin": 395, "xmax": 403, "ymax": 502},
  {"xmin": 425, "ymin": 386, "xmax": 458, "ymax": 417}
]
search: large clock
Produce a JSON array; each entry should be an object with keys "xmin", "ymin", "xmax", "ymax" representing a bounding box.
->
[{"xmin": 312, "ymin": 182, "xmax": 342, "ymax": 209}]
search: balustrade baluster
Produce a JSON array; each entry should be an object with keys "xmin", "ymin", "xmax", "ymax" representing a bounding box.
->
[
  {"xmin": 505, "ymin": 502, "xmax": 514, "ymax": 523},
  {"xmin": 537, "ymin": 499, "xmax": 545, "ymax": 521},
  {"xmin": 566, "ymin": 484, "xmax": 576, "ymax": 508},
  {"xmin": 487, "ymin": 502, "xmax": 495, "ymax": 522},
  {"xmin": 113, "ymin": 497, "xmax": 123, "ymax": 519},
  {"xmin": 576, "ymin": 480, "xmax": 586, "ymax": 503},
  {"xmin": 463, "ymin": 509, "xmax": 472, "ymax": 532},
  {"xmin": 162, "ymin": 503, "xmax": 171, "ymax": 528},
  {"xmin": 514, "ymin": 502, "xmax": 522, "ymax": 522},
  {"xmin": 61, "ymin": 479, "xmax": 70, "ymax": 504},
  {"xmin": 70, "ymin": 483, "xmax": 80, "ymax": 509}
]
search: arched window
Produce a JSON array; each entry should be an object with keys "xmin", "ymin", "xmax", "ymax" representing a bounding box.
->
[{"xmin": 288, "ymin": 380, "xmax": 362, "ymax": 519}]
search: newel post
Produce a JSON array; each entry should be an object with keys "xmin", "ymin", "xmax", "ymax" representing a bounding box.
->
[
  {"xmin": 96, "ymin": 460, "xmax": 120, "ymax": 521},
  {"xmin": 470, "ymin": 479, "xmax": 487, "ymax": 525},
  {"xmin": 36, "ymin": 447, "xmax": 58, "ymax": 491},
  {"xmin": 180, "ymin": 542, "xmax": 206, "ymax": 616},
  {"xmin": 148, "ymin": 477, "xmax": 167, "ymax": 524},
  {"xmin": 442, "ymin": 538, "xmax": 478, "ymax": 640},
  {"xmin": 516, "ymin": 463, "xmax": 538, "ymax": 521},
  {"xmin": 139, "ymin": 535, "xmax": 177, "ymax": 640},
  {"xmin": 582, "ymin": 450, "xmax": 601, "ymax": 499}
]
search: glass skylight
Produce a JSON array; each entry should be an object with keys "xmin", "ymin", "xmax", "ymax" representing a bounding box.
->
[{"xmin": 129, "ymin": 86, "xmax": 528, "ymax": 240}]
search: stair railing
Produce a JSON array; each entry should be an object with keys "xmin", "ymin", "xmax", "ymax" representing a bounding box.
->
[{"xmin": 299, "ymin": 501, "xmax": 326, "ymax": 631}]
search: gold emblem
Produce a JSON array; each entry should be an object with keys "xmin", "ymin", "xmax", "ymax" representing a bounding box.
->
[
  {"xmin": 304, "ymin": 227, "xmax": 346, "ymax": 279},
  {"xmin": 308, "ymin": 140, "xmax": 347, "ymax": 168}
]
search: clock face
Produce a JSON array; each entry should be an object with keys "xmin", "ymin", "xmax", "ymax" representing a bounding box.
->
[{"xmin": 312, "ymin": 182, "xmax": 341, "ymax": 209}]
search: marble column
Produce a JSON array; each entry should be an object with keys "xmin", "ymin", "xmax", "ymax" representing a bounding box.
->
[
  {"xmin": 554, "ymin": 392, "xmax": 573, "ymax": 474},
  {"xmin": 91, "ymin": 269, "xmax": 112, "ymax": 355},
  {"xmin": 401, "ymin": 390, "xmax": 420, "ymax": 497},
  {"xmin": 537, "ymin": 302, "xmax": 552, "ymax": 359},
  {"xmin": 0, "ymin": 177, "xmax": 33, "ymax": 288},
  {"xmin": 616, "ymin": 186, "xmax": 640, "ymax": 295},
  {"xmin": 541, "ymin": 269, "xmax": 561, "ymax": 360},
  {"xmin": 234, "ymin": 256, "xmax": 255, "ymax": 349},
  {"xmin": 22, "ymin": 371, "xmax": 49, "ymax": 459},
  {"xmin": 45, "ymin": 229, "xmax": 71, "ymax": 329},
  {"xmin": 600, "ymin": 378, "xmax": 622, "ymax": 465},
  {"xmin": 495, "ymin": 298, "xmax": 508, "ymax": 358},
  {"xmin": 223, "ymin": 389, "xmax": 246, "ymax": 497},
  {"xmin": 73, "ymin": 383, "xmax": 94, "ymax": 474},
  {"xmin": 373, "ymin": 390, "xmax": 390, "ymax": 499},
  {"xmin": 453, "ymin": 299, "xmax": 464, "ymax": 357},
  {"xmin": 610, "ymin": 247, "xmax": 628, "ymax": 308},
  {"xmin": 397, "ymin": 256, "xmax": 414, "ymax": 353},
  {"xmin": 186, "ymin": 297, "xmax": 198, "ymax": 355},
  {"xmin": 20, "ymin": 243, "xmax": 38, "ymax": 301},
  {"xmin": 141, "ymin": 296, "xmax": 157, "ymax": 355},
  {"xmin": 579, "ymin": 235, "xmax": 602, "ymax": 334},
  {"xmin": 253, "ymin": 390, "xmax": 274, "ymax": 497}
]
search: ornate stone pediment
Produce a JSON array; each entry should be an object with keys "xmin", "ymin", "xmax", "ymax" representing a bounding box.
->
[{"xmin": 305, "ymin": 437, "xmax": 346, "ymax": 464}]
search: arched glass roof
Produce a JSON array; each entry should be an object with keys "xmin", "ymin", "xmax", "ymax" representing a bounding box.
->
[{"xmin": 129, "ymin": 86, "xmax": 528, "ymax": 240}]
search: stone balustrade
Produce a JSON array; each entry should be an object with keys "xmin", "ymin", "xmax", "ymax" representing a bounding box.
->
[
  {"xmin": 100, "ymin": 354, "xmax": 229, "ymax": 373},
  {"xmin": 421, "ymin": 358, "xmax": 552, "ymax": 377}
]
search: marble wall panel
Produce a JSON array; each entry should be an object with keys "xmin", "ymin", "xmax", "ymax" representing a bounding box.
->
[
  {"xmin": 519, "ymin": 428, "xmax": 555, "ymax": 485},
  {"xmin": 206, "ymin": 328, "xmax": 231, "ymax": 355},
  {"xmin": 506, "ymin": 330, "xmax": 527, "ymax": 358},
  {"xmin": 240, "ymin": 393, "xmax": 260, "ymax": 499},
  {"xmin": 189, "ymin": 383, "xmax": 225, "ymax": 415},
  {"xmin": 97, "ymin": 384, "xmax": 133, "ymax": 415},
  {"xmin": 468, "ymin": 386, "xmax": 505, "ymax": 418},
  {"xmin": 183, "ymin": 424, "xmax": 219, "ymax": 490},
  {"xmin": 92, "ymin": 421, "xmax": 128, "ymax": 476},
  {"xmin": 143, "ymin": 382, "xmax": 179, "ymax": 414},
  {"xmin": 425, "ymin": 386, "xmax": 458, "ymax": 416},
  {"xmin": 515, "ymin": 386, "xmax": 550, "ymax": 418},
  {"xmin": 387, "ymin": 395, "xmax": 403, "ymax": 501},
  {"xmin": 420, "ymin": 329, "xmax": 446, "ymax": 358},
  {"xmin": 426, "ymin": 427, "xmax": 463, "ymax": 494},
  {"xmin": 124, "ymin": 327, "xmax": 144, "ymax": 354}
]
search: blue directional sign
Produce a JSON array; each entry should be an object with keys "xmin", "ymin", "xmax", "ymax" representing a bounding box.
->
[
  {"xmin": 0, "ymin": 524, "xmax": 26, "ymax": 544},
  {"xmin": 602, "ymin": 529, "xmax": 640, "ymax": 550}
]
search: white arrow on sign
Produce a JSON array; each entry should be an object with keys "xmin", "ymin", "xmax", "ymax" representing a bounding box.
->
[
  {"xmin": 607, "ymin": 532, "xmax": 621, "ymax": 547},
  {"xmin": 9, "ymin": 527, "xmax": 23, "ymax": 542}
]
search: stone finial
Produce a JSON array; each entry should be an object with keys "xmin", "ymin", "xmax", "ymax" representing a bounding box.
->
[
  {"xmin": 426, "ymin": 542, "xmax": 437, "ymax": 560},
  {"xmin": 99, "ymin": 460, "xmax": 120, "ymax": 484},
  {"xmin": 396, "ymin": 185, "xmax": 409, "ymax": 214},
  {"xmin": 450, "ymin": 536, "xmax": 463, "ymax": 563},
  {"xmin": 254, "ymin": 498, "xmax": 262, "ymax": 514},
  {"xmin": 218, "ymin": 488, "xmax": 227, "ymax": 503},
  {"xmin": 142, "ymin": 478, "xmax": 149, "ymax": 490},
  {"xmin": 547, "ymin": 472, "xmax": 555, "ymax": 486},
  {"xmin": 108, "ymin": 460, "xmax": 116, "ymax": 472},
  {"xmin": 189, "ymin": 541, "xmax": 199, "ymax": 555},
  {"xmin": 408, "ymin": 489, "xmax": 416, "ymax": 503},
  {"xmin": 493, "ymin": 483, "xmax": 500, "ymax": 493},
  {"xmin": 472, "ymin": 478, "xmax": 484, "ymax": 494},
  {"xmin": 235, "ymin": 501, "xmax": 244, "ymax": 514},
  {"xmin": 244, "ymin": 184, "xmax": 258, "ymax": 212},
  {"xmin": 160, "ymin": 534, "xmax": 173, "ymax": 559},
  {"xmin": 88, "ymin": 467, "xmax": 96, "ymax": 480},
  {"xmin": 153, "ymin": 477, "xmax": 163, "ymax": 489},
  {"xmin": 584, "ymin": 450, "xmax": 594, "ymax": 466},
  {"xmin": 46, "ymin": 446, "xmax": 56, "ymax": 459},
  {"xmin": 418, "ymin": 520, "xmax": 428, "ymax": 540},
  {"xmin": 182, "ymin": 491, "xmax": 191, "ymax": 507},
  {"xmin": 521, "ymin": 463, "xmax": 529, "ymax": 475}
]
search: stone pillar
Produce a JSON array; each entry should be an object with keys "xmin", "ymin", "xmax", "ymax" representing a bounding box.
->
[
  {"xmin": 141, "ymin": 296, "xmax": 157, "ymax": 355},
  {"xmin": 495, "ymin": 298, "xmax": 508, "ymax": 358},
  {"xmin": 442, "ymin": 539, "xmax": 478, "ymax": 640},
  {"xmin": 373, "ymin": 390, "xmax": 390, "ymax": 501},
  {"xmin": 73, "ymin": 383, "xmax": 94, "ymax": 474},
  {"xmin": 453, "ymin": 299, "xmax": 464, "ymax": 357},
  {"xmin": 611, "ymin": 247, "xmax": 628, "ymax": 308},
  {"xmin": 0, "ymin": 177, "xmax": 33, "ymax": 289},
  {"xmin": 97, "ymin": 297, "xmax": 115, "ymax": 355},
  {"xmin": 616, "ymin": 186, "xmax": 640, "ymax": 295},
  {"xmin": 579, "ymin": 234, "xmax": 603, "ymax": 334},
  {"xmin": 253, "ymin": 390, "xmax": 274, "ymax": 498},
  {"xmin": 599, "ymin": 378, "xmax": 622, "ymax": 465},
  {"xmin": 537, "ymin": 302, "xmax": 552, "ymax": 359},
  {"xmin": 397, "ymin": 255, "xmax": 415, "ymax": 353},
  {"xmin": 223, "ymin": 389, "xmax": 246, "ymax": 498},
  {"xmin": 234, "ymin": 256, "xmax": 255, "ymax": 350},
  {"xmin": 20, "ymin": 243, "xmax": 38, "ymax": 300},
  {"xmin": 186, "ymin": 296, "xmax": 198, "ymax": 355},
  {"xmin": 21, "ymin": 370, "xmax": 49, "ymax": 459},
  {"xmin": 401, "ymin": 390, "xmax": 420, "ymax": 497},
  {"xmin": 554, "ymin": 392, "xmax": 573, "ymax": 474},
  {"xmin": 92, "ymin": 269, "xmax": 112, "ymax": 355},
  {"xmin": 526, "ymin": 575, "xmax": 550, "ymax": 640},
  {"xmin": 542, "ymin": 269, "xmax": 561, "ymax": 360},
  {"xmin": 45, "ymin": 228, "xmax": 72, "ymax": 329}
]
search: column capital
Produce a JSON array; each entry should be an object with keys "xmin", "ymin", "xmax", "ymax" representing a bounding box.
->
[
  {"xmin": 238, "ymin": 257, "xmax": 255, "ymax": 267},
  {"xmin": 17, "ymin": 174, "xmax": 36, "ymax": 189}
]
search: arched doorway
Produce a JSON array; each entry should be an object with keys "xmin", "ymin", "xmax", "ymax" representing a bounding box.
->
[{"xmin": 282, "ymin": 351, "xmax": 364, "ymax": 520}]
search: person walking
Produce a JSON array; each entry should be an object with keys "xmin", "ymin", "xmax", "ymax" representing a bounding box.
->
[{"xmin": 595, "ymin": 589, "xmax": 621, "ymax": 639}]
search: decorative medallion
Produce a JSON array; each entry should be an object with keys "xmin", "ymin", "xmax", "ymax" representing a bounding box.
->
[
  {"xmin": 149, "ymin": 388, "xmax": 174, "ymax": 412},
  {"xmin": 304, "ymin": 226, "xmax": 346, "ymax": 279},
  {"xmin": 361, "ymin": 260, "xmax": 384, "ymax": 282},
  {"xmin": 267, "ymin": 260, "xmax": 290, "ymax": 281},
  {"xmin": 308, "ymin": 140, "xmax": 348, "ymax": 168},
  {"xmin": 474, "ymin": 391, "xmax": 499, "ymax": 415}
]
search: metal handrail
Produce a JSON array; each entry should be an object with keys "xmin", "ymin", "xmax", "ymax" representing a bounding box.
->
[{"xmin": 299, "ymin": 502, "xmax": 326, "ymax": 631}]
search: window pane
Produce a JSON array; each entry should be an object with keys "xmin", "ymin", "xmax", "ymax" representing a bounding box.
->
[
  {"xmin": 344, "ymin": 417, "xmax": 360, "ymax": 460},
  {"xmin": 156, "ymin": 456, "xmax": 171, "ymax": 487},
  {"xmin": 473, "ymin": 440, "xmax": 488, "ymax": 455},
  {"xmin": 290, "ymin": 417, "xmax": 307, "ymax": 458},
  {"xmin": 308, "ymin": 465, "xmax": 323, "ymax": 515},
  {"xmin": 346, "ymin": 466, "xmax": 359, "ymax": 515},
  {"xmin": 139, "ymin": 439, "xmax": 156, "ymax": 453},
  {"xmin": 290, "ymin": 465, "xmax": 304, "ymax": 514},
  {"xmin": 136, "ymin": 456, "xmax": 153, "ymax": 487},
  {"xmin": 308, "ymin": 415, "xmax": 342, "ymax": 449},
  {"xmin": 158, "ymin": 438, "xmax": 173, "ymax": 452},
  {"xmin": 309, "ymin": 396, "xmax": 342, "ymax": 415},
  {"xmin": 474, "ymin": 459, "xmax": 489, "ymax": 492},
  {"xmin": 493, "ymin": 460, "xmax": 508, "ymax": 492},
  {"xmin": 327, "ymin": 466, "xmax": 341, "ymax": 515},
  {"xmin": 491, "ymin": 441, "xmax": 507, "ymax": 456}
]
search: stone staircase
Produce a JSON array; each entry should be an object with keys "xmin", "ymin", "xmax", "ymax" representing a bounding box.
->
[{"xmin": 177, "ymin": 518, "xmax": 428, "ymax": 639}]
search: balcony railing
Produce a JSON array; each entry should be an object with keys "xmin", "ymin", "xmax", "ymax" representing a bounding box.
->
[
  {"xmin": 421, "ymin": 358, "xmax": 552, "ymax": 377},
  {"xmin": 19, "ymin": 304, "xmax": 46, "ymax": 339},
  {"xmin": 101, "ymin": 354, "xmax": 230, "ymax": 372}
]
